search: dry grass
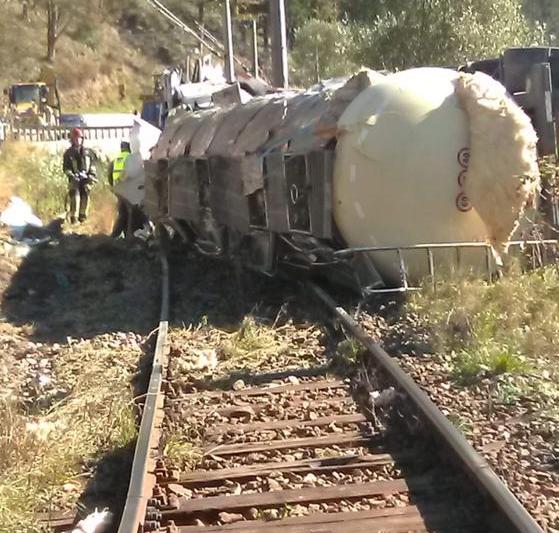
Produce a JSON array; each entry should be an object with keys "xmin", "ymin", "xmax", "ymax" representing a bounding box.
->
[
  {"xmin": 0, "ymin": 140, "xmax": 115, "ymax": 234},
  {"xmin": 0, "ymin": 335, "xmax": 140, "ymax": 531},
  {"xmin": 170, "ymin": 316, "xmax": 324, "ymax": 382},
  {"xmin": 408, "ymin": 264, "xmax": 559, "ymax": 393},
  {"xmin": 0, "ymin": 3, "xmax": 155, "ymax": 112}
]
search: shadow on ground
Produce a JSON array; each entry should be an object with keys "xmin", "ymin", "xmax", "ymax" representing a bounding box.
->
[{"xmin": 2, "ymin": 234, "xmax": 160, "ymax": 342}]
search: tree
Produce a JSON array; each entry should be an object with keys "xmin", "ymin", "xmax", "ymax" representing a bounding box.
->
[
  {"xmin": 290, "ymin": 20, "xmax": 358, "ymax": 86},
  {"xmin": 352, "ymin": 0, "xmax": 546, "ymax": 70},
  {"xmin": 36, "ymin": 0, "xmax": 86, "ymax": 62},
  {"xmin": 290, "ymin": 0, "xmax": 549, "ymax": 87},
  {"xmin": 522, "ymin": 0, "xmax": 559, "ymax": 43}
]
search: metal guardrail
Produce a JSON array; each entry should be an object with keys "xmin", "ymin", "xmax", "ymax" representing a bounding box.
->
[
  {"xmin": 336, "ymin": 240, "xmax": 559, "ymax": 294},
  {"xmin": 4, "ymin": 124, "xmax": 132, "ymax": 143}
]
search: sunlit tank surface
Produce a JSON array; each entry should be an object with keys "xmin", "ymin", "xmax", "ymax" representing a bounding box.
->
[{"xmin": 333, "ymin": 68, "xmax": 539, "ymax": 284}]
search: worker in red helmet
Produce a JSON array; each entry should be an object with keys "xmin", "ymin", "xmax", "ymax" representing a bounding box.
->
[{"xmin": 63, "ymin": 128, "xmax": 97, "ymax": 224}]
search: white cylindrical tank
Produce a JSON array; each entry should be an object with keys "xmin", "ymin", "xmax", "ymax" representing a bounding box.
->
[{"xmin": 333, "ymin": 67, "xmax": 534, "ymax": 285}]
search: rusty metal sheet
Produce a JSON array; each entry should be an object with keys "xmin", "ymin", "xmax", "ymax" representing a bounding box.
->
[
  {"xmin": 189, "ymin": 107, "xmax": 231, "ymax": 158},
  {"xmin": 208, "ymin": 156, "xmax": 250, "ymax": 233},
  {"xmin": 167, "ymin": 110, "xmax": 213, "ymax": 159},
  {"xmin": 207, "ymin": 98, "xmax": 271, "ymax": 157},
  {"xmin": 168, "ymin": 157, "xmax": 199, "ymax": 222}
]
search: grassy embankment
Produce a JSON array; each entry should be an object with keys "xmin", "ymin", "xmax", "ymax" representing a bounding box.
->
[
  {"xmin": 0, "ymin": 141, "xmax": 115, "ymax": 234},
  {"xmin": 0, "ymin": 340, "xmax": 138, "ymax": 530},
  {"xmin": 409, "ymin": 263, "xmax": 559, "ymax": 403}
]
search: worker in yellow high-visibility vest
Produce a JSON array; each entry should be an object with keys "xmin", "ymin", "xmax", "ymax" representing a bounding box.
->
[{"xmin": 108, "ymin": 141, "xmax": 132, "ymax": 238}]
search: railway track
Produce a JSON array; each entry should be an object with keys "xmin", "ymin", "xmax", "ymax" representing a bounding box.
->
[{"xmin": 117, "ymin": 253, "xmax": 545, "ymax": 533}]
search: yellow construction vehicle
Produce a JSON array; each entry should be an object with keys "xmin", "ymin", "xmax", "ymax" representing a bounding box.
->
[{"xmin": 4, "ymin": 68, "xmax": 61, "ymax": 127}]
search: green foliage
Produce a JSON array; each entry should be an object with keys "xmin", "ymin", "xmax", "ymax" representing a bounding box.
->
[
  {"xmin": 353, "ymin": 0, "xmax": 545, "ymax": 70},
  {"xmin": 452, "ymin": 342, "xmax": 528, "ymax": 385},
  {"xmin": 290, "ymin": 20, "xmax": 359, "ymax": 86},
  {"xmin": 290, "ymin": 0, "xmax": 548, "ymax": 83},
  {"xmin": 70, "ymin": 20, "xmax": 102, "ymax": 51},
  {"xmin": 409, "ymin": 265, "xmax": 559, "ymax": 386},
  {"xmin": 523, "ymin": 0, "xmax": 559, "ymax": 44}
]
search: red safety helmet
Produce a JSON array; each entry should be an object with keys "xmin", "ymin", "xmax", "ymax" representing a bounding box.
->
[{"xmin": 70, "ymin": 127, "xmax": 83, "ymax": 143}]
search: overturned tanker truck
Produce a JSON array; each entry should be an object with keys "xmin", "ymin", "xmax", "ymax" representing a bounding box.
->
[{"xmin": 141, "ymin": 46, "xmax": 559, "ymax": 292}]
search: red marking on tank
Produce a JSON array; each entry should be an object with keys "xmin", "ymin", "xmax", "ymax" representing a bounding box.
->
[
  {"xmin": 456, "ymin": 192, "xmax": 472, "ymax": 212},
  {"xmin": 457, "ymin": 170, "xmax": 467, "ymax": 187},
  {"xmin": 457, "ymin": 148, "xmax": 470, "ymax": 168}
]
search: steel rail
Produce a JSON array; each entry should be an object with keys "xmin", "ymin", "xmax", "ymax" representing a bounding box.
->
[
  {"xmin": 308, "ymin": 281, "xmax": 544, "ymax": 533},
  {"xmin": 118, "ymin": 253, "xmax": 170, "ymax": 533}
]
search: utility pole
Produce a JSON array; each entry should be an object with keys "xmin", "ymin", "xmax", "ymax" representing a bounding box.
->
[
  {"xmin": 223, "ymin": 0, "xmax": 235, "ymax": 83},
  {"xmin": 270, "ymin": 0, "xmax": 288, "ymax": 88},
  {"xmin": 252, "ymin": 20, "xmax": 259, "ymax": 78}
]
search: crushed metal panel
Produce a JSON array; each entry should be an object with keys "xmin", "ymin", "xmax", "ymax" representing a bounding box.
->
[
  {"xmin": 167, "ymin": 111, "xmax": 210, "ymax": 158},
  {"xmin": 288, "ymin": 98, "xmax": 331, "ymax": 153},
  {"xmin": 208, "ymin": 156, "xmax": 250, "ymax": 234},
  {"xmin": 264, "ymin": 93, "xmax": 328, "ymax": 153},
  {"xmin": 264, "ymin": 152, "xmax": 289, "ymax": 233},
  {"xmin": 151, "ymin": 113, "xmax": 187, "ymax": 160},
  {"xmin": 168, "ymin": 156, "xmax": 200, "ymax": 222},
  {"xmin": 207, "ymin": 98, "xmax": 270, "ymax": 157},
  {"xmin": 144, "ymin": 159, "xmax": 168, "ymax": 220},
  {"xmin": 232, "ymin": 96, "xmax": 291, "ymax": 156},
  {"xmin": 212, "ymin": 82, "xmax": 245, "ymax": 106},
  {"xmin": 242, "ymin": 154, "xmax": 264, "ymax": 196},
  {"xmin": 195, "ymin": 158, "xmax": 211, "ymax": 208},
  {"xmin": 189, "ymin": 108, "xmax": 230, "ymax": 158},
  {"xmin": 307, "ymin": 150, "xmax": 334, "ymax": 239}
]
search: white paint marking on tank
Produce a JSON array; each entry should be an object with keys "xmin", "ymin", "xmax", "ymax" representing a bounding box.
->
[
  {"xmin": 349, "ymin": 165, "xmax": 357, "ymax": 183},
  {"xmin": 354, "ymin": 202, "xmax": 365, "ymax": 220}
]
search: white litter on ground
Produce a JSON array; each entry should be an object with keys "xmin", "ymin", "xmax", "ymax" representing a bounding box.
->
[
  {"xmin": 68, "ymin": 509, "xmax": 112, "ymax": 533},
  {"xmin": 0, "ymin": 196, "xmax": 42, "ymax": 240}
]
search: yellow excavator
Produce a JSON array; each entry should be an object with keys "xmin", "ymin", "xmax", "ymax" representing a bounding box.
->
[{"xmin": 4, "ymin": 67, "xmax": 61, "ymax": 127}]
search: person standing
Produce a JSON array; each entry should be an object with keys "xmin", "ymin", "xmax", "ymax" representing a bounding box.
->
[
  {"xmin": 63, "ymin": 128, "xmax": 96, "ymax": 224},
  {"xmin": 108, "ymin": 141, "xmax": 132, "ymax": 238}
]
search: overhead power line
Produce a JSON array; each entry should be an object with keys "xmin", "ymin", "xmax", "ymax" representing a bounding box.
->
[
  {"xmin": 145, "ymin": 0, "xmax": 222, "ymax": 57},
  {"xmin": 145, "ymin": 0, "xmax": 248, "ymax": 70}
]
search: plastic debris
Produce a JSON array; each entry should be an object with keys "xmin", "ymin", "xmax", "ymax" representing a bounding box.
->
[
  {"xmin": 69, "ymin": 509, "xmax": 112, "ymax": 533},
  {"xmin": 0, "ymin": 196, "xmax": 42, "ymax": 240}
]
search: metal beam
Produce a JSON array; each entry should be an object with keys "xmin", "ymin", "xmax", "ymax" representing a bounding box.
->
[
  {"xmin": 252, "ymin": 19, "xmax": 259, "ymax": 78},
  {"xmin": 270, "ymin": 0, "xmax": 288, "ymax": 88},
  {"xmin": 223, "ymin": 0, "xmax": 235, "ymax": 83}
]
